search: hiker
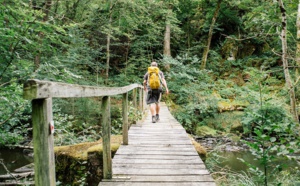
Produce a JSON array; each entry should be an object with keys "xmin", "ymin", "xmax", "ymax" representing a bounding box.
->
[{"xmin": 143, "ymin": 61, "xmax": 169, "ymax": 123}]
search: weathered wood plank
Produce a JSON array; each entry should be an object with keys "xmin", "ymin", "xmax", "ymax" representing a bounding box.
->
[
  {"xmin": 99, "ymin": 182, "xmax": 216, "ymax": 186},
  {"xmin": 115, "ymin": 150, "xmax": 198, "ymax": 156},
  {"xmin": 102, "ymin": 96, "xmax": 112, "ymax": 179},
  {"xmin": 112, "ymin": 168, "xmax": 210, "ymax": 175},
  {"xmin": 23, "ymin": 79, "xmax": 142, "ymax": 99},
  {"xmin": 104, "ymin": 175, "xmax": 214, "ymax": 182},
  {"xmin": 113, "ymin": 155, "xmax": 201, "ymax": 161},
  {"xmin": 112, "ymin": 158, "xmax": 203, "ymax": 164},
  {"xmin": 122, "ymin": 93, "xmax": 128, "ymax": 145},
  {"xmin": 32, "ymin": 98, "xmax": 56, "ymax": 186},
  {"xmin": 128, "ymin": 141, "xmax": 192, "ymax": 145},
  {"xmin": 115, "ymin": 145, "xmax": 197, "ymax": 153},
  {"xmin": 112, "ymin": 164, "xmax": 206, "ymax": 169}
]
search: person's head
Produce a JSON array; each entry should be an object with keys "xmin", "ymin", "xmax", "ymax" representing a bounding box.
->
[{"xmin": 151, "ymin": 61, "xmax": 158, "ymax": 67}]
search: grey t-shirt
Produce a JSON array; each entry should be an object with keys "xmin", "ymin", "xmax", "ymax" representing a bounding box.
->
[{"xmin": 144, "ymin": 71, "xmax": 165, "ymax": 89}]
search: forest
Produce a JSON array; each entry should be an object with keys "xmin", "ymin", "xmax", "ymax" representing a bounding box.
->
[{"xmin": 1, "ymin": 0, "xmax": 300, "ymax": 185}]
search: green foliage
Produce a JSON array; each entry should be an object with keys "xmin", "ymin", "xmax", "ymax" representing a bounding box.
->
[
  {"xmin": 0, "ymin": 82, "xmax": 31, "ymax": 147},
  {"xmin": 242, "ymin": 104, "xmax": 296, "ymax": 136},
  {"xmin": 161, "ymin": 55, "xmax": 219, "ymax": 132},
  {"xmin": 240, "ymin": 82, "xmax": 300, "ymax": 185}
]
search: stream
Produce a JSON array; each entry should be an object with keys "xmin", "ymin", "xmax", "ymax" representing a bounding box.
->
[
  {"xmin": 0, "ymin": 140, "xmax": 299, "ymax": 178},
  {"xmin": 198, "ymin": 137, "xmax": 300, "ymax": 174},
  {"xmin": 0, "ymin": 148, "xmax": 33, "ymax": 175}
]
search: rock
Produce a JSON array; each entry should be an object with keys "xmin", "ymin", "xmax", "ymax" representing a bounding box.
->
[
  {"xmin": 54, "ymin": 135, "xmax": 123, "ymax": 186},
  {"xmin": 188, "ymin": 135, "xmax": 207, "ymax": 158},
  {"xmin": 195, "ymin": 126, "xmax": 217, "ymax": 137},
  {"xmin": 230, "ymin": 121, "xmax": 244, "ymax": 134}
]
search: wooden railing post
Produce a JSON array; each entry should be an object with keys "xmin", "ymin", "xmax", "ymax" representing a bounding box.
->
[
  {"xmin": 122, "ymin": 93, "xmax": 129, "ymax": 145},
  {"xmin": 32, "ymin": 98, "xmax": 56, "ymax": 186},
  {"xmin": 139, "ymin": 88, "xmax": 143, "ymax": 113},
  {"xmin": 101, "ymin": 96, "xmax": 112, "ymax": 179},
  {"xmin": 143, "ymin": 89, "xmax": 147, "ymax": 111},
  {"xmin": 132, "ymin": 88, "xmax": 137, "ymax": 109}
]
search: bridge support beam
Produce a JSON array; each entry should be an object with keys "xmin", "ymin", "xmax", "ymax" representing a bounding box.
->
[
  {"xmin": 101, "ymin": 96, "xmax": 112, "ymax": 179},
  {"xmin": 32, "ymin": 98, "xmax": 56, "ymax": 186}
]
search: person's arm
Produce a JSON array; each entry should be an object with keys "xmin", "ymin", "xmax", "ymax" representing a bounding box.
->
[
  {"xmin": 162, "ymin": 78, "xmax": 169, "ymax": 94},
  {"xmin": 143, "ymin": 79, "xmax": 147, "ymax": 91},
  {"xmin": 143, "ymin": 73, "xmax": 148, "ymax": 91}
]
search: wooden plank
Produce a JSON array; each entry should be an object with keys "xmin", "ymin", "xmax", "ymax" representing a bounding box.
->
[
  {"xmin": 105, "ymin": 175, "xmax": 214, "ymax": 182},
  {"xmin": 112, "ymin": 164, "xmax": 206, "ymax": 169},
  {"xmin": 102, "ymin": 96, "xmax": 112, "ymax": 179},
  {"xmin": 128, "ymin": 141, "xmax": 192, "ymax": 145},
  {"xmin": 113, "ymin": 158, "xmax": 202, "ymax": 164},
  {"xmin": 115, "ymin": 145, "xmax": 197, "ymax": 153},
  {"xmin": 23, "ymin": 79, "xmax": 142, "ymax": 99},
  {"xmin": 115, "ymin": 144, "xmax": 197, "ymax": 148},
  {"xmin": 113, "ymin": 154, "xmax": 200, "ymax": 160},
  {"xmin": 99, "ymin": 182, "xmax": 216, "ymax": 186},
  {"xmin": 115, "ymin": 150, "xmax": 198, "ymax": 156},
  {"xmin": 112, "ymin": 168, "xmax": 210, "ymax": 175},
  {"xmin": 128, "ymin": 136, "xmax": 188, "ymax": 140},
  {"xmin": 32, "ymin": 98, "xmax": 56, "ymax": 186}
]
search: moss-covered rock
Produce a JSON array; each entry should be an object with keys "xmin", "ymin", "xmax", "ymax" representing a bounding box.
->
[
  {"xmin": 195, "ymin": 126, "xmax": 217, "ymax": 137},
  {"xmin": 230, "ymin": 121, "xmax": 244, "ymax": 134},
  {"xmin": 54, "ymin": 135, "xmax": 122, "ymax": 186},
  {"xmin": 188, "ymin": 135, "xmax": 207, "ymax": 159},
  {"xmin": 218, "ymin": 100, "xmax": 249, "ymax": 112}
]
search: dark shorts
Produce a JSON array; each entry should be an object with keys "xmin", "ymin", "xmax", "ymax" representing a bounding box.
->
[{"xmin": 146, "ymin": 89, "xmax": 162, "ymax": 105}]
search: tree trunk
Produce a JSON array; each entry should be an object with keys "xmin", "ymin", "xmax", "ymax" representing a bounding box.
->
[
  {"xmin": 164, "ymin": 24, "xmax": 171, "ymax": 56},
  {"xmin": 296, "ymin": 2, "xmax": 300, "ymax": 77},
  {"xmin": 201, "ymin": 0, "xmax": 222, "ymax": 70},
  {"xmin": 34, "ymin": 0, "xmax": 52, "ymax": 71},
  {"xmin": 106, "ymin": 0, "xmax": 112, "ymax": 85},
  {"xmin": 278, "ymin": 0, "xmax": 299, "ymax": 122}
]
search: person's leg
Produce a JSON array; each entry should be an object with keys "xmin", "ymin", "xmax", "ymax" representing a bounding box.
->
[
  {"xmin": 150, "ymin": 103, "xmax": 156, "ymax": 116},
  {"xmin": 155, "ymin": 103, "xmax": 160, "ymax": 115},
  {"xmin": 150, "ymin": 103, "xmax": 156, "ymax": 123},
  {"xmin": 155, "ymin": 92, "xmax": 162, "ymax": 121},
  {"xmin": 155, "ymin": 103, "xmax": 160, "ymax": 121}
]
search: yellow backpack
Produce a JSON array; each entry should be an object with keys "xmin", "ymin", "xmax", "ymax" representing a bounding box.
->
[{"xmin": 148, "ymin": 67, "xmax": 161, "ymax": 89}]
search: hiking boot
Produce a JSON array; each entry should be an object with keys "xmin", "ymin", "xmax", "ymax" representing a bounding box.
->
[
  {"xmin": 156, "ymin": 114, "xmax": 160, "ymax": 122},
  {"xmin": 152, "ymin": 116, "xmax": 156, "ymax": 123}
]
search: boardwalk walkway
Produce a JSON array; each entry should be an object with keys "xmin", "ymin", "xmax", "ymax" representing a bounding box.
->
[{"xmin": 99, "ymin": 103, "xmax": 216, "ymax": 186}]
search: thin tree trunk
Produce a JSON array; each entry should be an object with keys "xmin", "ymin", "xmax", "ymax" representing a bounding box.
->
[
  {"xmin": 201, "ymin": 0, "xmax": 222, "ymax": 70},
  {"xmin": 296, "ymin": 2, "xmax": 300, "ymax": 77},
  {"xmin": 164, "ymin": 24, "xmax": 171, "ymax": 70},
  {"xmin": 164, "ymin": 24, "xmax": 171, "ymax": 56},
  {"xmin": 34, "ymin": 0, "xmax": 52, "ymax": 71},
  {"xmin": 278, "ymin": 0, "xmax": 299, "ymax": 122},
  {"xmin": 106, "ymin": 0, "xmax": 112, "ymax": 85}
]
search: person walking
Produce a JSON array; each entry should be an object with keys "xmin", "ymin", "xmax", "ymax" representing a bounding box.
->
[{"xmin": 143, "ymin": 61, "xmax": 169, "ymax": 123}]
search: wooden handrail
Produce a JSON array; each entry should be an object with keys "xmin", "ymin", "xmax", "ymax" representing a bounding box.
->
[
  {"xmin": 24, "ymin": 79, "xmax": 142, "ymax": 99},
  {"xmin": 23, "ymin": 79, "xmax": 145, "ymax": 185}
]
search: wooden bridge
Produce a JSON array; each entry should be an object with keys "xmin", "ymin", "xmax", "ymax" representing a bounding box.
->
[
  {"xmin": 23, "ymin": 80, "xmax": 215, "ymax": 186},
  {"xmin": 100, "ymin": 104, "xmax": 215, "ymax": 186}
]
